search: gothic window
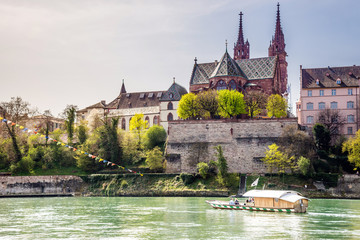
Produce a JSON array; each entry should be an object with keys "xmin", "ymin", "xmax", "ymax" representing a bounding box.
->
[
  {"xmin": 168, "ymin": 102, "xmax": 173, "ymax": 110},
  {"xmin": 229, "ymin": 80, "xmax": 236, "ymax": 90},
  {"xmin": 121, "ymin": 118, "xmax": 126, "ymax": 130},
  {"xmin": 145, "ymin": 116, "xmax": 150, "ymax": 128},
  {"xmin": 167, "ymin": 113, "xmax": 173, "ymax": 121},
  {"xmin": 216, "ymin": 80, "xmax": 227, "ymax": 91},
  {"xmin": 153, "ymin": 116, "xmax": 158, "ymax": 125}
]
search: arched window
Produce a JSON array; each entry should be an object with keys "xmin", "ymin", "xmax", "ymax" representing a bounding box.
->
[
  {"xmin": 167, "ymin": 113, "xmax": 173, "ymax": 121},
  {"xmin": 121, "ymin": 118, "xmax": 126, "ymax": 130},
  {"xmin": 229, "ymin": 80, "xmax": 236, "ymax": 90},
  {"xmin": 347, "ymin": 101, "xmax": 354, "ymax": 109},
  {"xmin": 318, "ymin": 102, "xmax": 325, "ymax": 110},
  {"xmin": 330, "ymin": 102, "xmax": 338, "ymax": 109},
  {"xmin": 168, "ymin": 102, "xmax": 173, "ymax": 110},
  {"xmin": 153, "ymin": 116, "xmax": 158, "ymax": 125},
  {"xmin": 145, "ymin": 116, "xmax": 150, "ymax": 128},
  {"xmin": 216, "ymin": 80, "xmax": 227, "ymax": 91},
  {"xmin": 306, "ymin": 103, "xmax": 313, "ymax": 110}
]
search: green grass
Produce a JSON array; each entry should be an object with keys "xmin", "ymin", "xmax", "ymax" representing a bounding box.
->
[{"xmin": 31, "ymin": 167, "xmax": 87, "ymax": 176}]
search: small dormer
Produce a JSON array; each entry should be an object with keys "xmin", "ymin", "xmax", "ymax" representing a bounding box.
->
[
  {"xmin": 336, "ymin": 78, "xmax": 341, "ymax": 85},
  {"xmin": 316, "ymin": 79, "xmax": 319, "ymax": 85}
]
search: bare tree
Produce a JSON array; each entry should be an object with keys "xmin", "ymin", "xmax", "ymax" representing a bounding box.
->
[
  {"xmin": 316, "ymin": 108, "xmax": 346, "ymax": 142},
  {"xmin": 244, "ymin": 91, "xmax": 267, "ymax": 118}
]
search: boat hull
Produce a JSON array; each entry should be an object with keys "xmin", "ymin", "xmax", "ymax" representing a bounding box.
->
[{"xmin": 206, "ymin": 201, "xmax": 300, "ymax": 213}]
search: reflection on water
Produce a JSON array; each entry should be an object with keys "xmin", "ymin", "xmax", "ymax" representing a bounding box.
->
[{"xmin": 0, "ymin": 197, "xmax": 359, "ymax": 239}]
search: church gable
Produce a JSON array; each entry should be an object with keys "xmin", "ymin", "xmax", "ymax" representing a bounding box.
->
[
  {"xmin": 161, "ymin": 82, "xmax": 188, "ymax": 101},
  {"xmin": 190, "ymin": 62, "xmax": 216, "ymax": 85},
  {"xmin": 210, "ymin": 51, "xmax": 245, "ymax": 78}
]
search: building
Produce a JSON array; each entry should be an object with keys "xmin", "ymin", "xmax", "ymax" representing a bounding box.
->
[
  {"xmin": 77, "ymin": 80, "xmax": 187, "ymax": 131},
  {"xmin": 25, "ymin": 115, "xmax": 65, "ymax": 132},
  {"xmin": 296, "ymin": 65, "xmax": 360, "ymax": 137},
  {"xmin": 189, "ymin": 3, "xmax": 288, "ymax": 96}
]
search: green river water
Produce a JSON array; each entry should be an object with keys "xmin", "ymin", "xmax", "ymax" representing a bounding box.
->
[{"xmin": 0, "ymin": 197, "xmax": 359, "ymax": 239}]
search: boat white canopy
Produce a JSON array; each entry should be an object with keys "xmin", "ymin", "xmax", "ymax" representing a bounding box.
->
[{"xmin": 242, "ymin": 190, "xmax": 308, "ymax": 203}]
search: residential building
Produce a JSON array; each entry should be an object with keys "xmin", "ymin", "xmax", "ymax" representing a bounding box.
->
[{"xmin": 296, "ymin": 65, "xmax": 360, "ymax": 137}]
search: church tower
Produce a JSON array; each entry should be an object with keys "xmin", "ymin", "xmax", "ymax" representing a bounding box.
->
[
  {"xmin": 234, "ymin": 12, "xmax": 250, "ymax": 60},
  {"xmin": 268, "ymin": 3, "xmax": 288, "ymax": 94}
]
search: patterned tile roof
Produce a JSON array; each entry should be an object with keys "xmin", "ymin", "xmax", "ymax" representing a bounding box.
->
[
  {"xmin": 161, "ymin": 82, "xmax": 188, "ymax": 101},
  {"xmin": 302, "ymin": 66, "xmax": 360, "ymax": 89},
  {"xmin": 235, "ymin": 56, "xmax": 277, "ymax": 80},
  {"xmin": 190, "ymin": 62, "xmax": 217, "ymax": 85},
  {"xmin": 210, "ymin": 51, "xmax": 246, "ymax": 78}
]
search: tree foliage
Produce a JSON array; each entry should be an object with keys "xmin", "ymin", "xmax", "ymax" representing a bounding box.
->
[
  {"xmin": 218, "ymin": 90, "xmax": 246, "ymax": 118},
  {"xmin": 77, "ymin": 123, "xmax": 88, "ymax": 145},
  {"xmin": 129, "ymin": 113, "xmax": 148, "ymax": 149},
  {"xmin": 145, "ymin": 147, "xmax": 165, "ymax": 171},
  {"xmin": 64, "ymin": 105, "xmax": 77, "ymax": 144},
  {"xmin": 342, "ymin": 130, "xmax": 360, "ymax": 169},
  {"xmin": 177, "ymin": 93, "xmax": 200, "ymax": 120},
  {"xmin": 197, "ymin": 90, "xmax": 219, "ymax": 119},
  {"xmin": 261, "ymin": 143, "xmax": 295, "ymax": 174},
  {"xmin": 244, "ymin": 91, "xmax": 267, "ymax": 118},
  {"xmin": 214, "ymin": 145, "xmax": 228, "ymax": 186},
  {"xmin": 197, "ymin": 162, "xmax": 209, "ymax": 179},
  {"xmin": 297, "ymin": 156, "xmax": 311, "ymax": 176},
  {"xmin": 313, "ymin": 123, "xmax": 331, "ymax": 152},
  {"xmin": 144, "ymin": 125, "xmax": 167, "ymax": 150},
  {"xmin": 98, "ymin": 117, "xmax": 122, "ymax": 164},
  {"xmin": 266, "ymin": 94, "xmax": 287, "ymax": 118}
]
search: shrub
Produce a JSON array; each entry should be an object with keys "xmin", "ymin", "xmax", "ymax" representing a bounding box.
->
[
  {"xmin": 145, "ymin": 147, "xmax": 164, "ymax": 171},
  {"xmin": 120, "ymin": 179, "xmax": 128, "ymax": 189},
  {"xmin": 10, "ymin": 156, "xmax": 35, "ymax": 175},
  {"xmin": 197, "ymin": 162, "xmax": 209, "ymax": 179},
  {"xmin": 180, "ymin": 173, "xmax": 195, "ymax": 185},
  {"xmin": 297, "ymin": 156, "xmax": 311, "ymax": 176}
]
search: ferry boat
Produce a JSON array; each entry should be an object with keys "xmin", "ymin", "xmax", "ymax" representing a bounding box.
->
[{"xmin": 206, "ymin": 190, "xmax": 309, "ymax": 213}]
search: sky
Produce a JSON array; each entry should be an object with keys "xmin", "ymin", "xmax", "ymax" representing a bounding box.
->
[{"xmin": 1, "ymin": 0, "xmax": 360, "ymax": 117}]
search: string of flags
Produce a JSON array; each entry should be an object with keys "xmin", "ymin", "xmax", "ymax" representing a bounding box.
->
[{"xmin": 0, "ymin": 116, "xmax": 143, "ymax": 176}]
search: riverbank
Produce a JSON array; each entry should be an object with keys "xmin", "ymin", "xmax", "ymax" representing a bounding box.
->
[{"xmin": 1, "ymin": 173, "xmax": 360, "ymax": 198}]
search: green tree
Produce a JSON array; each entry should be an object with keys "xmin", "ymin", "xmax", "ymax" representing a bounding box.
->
[
  {"xmin": 177, "ymin": 93, "xmax": 200, "ymax": 120},
  {"xmin": 244, "ymin": 91, "xmax": 267, "ymax": 118},
  {"xmin": 144, "ymin": 125, "xmax": 167, "ymax": 150},
  {"xmin": 266, "ymin": 94, "xmax": 287, "ymax": 118},
  {"xmin": 98, "ymin": 117, "xmax": 122, "ymax": 164},
  {"xmin": 215, "ymin": 145, "xmax": 228, "ymax": 185},
  {"xmin": 77, "ymin": 122, "xmax": 88, "ymax": 145},
  {"xmin": 313, "ymin": 123, "xmax": 330, "ymax": 152},
  {"xmin": 261, "ymin": 143, "xmax": 295, "ymax": 174},
  {"xmin": 129, "ymin": 113, "xmax": 148, "ymax": 149},
  {"xmin": 342, "ymin": 130, "xmax": 360, "ymax": 169},
  {"xmin": 75, "ymin": 129, "xmax": 102, "ymax": 173},
  {"xmin": 197, "ymin": 90, "xmax": 219, "ymax": 119},
  {"xmin": 297, "ymin": 156, "xmax": 311, "ymax": 176},
  {"xmin": 63, "ymin": 105, "xmax": 78, "ymax": 144},
  {"xmin": 121, "ymin": 131, "xmax": 142, "ymax": 165},
  {"xmin": 145, "ymin": 147, "xmax": 165, "ymax": 171},
  {"xmin": 218, "ymin": 90, "xmax": 246, "ymax": 118}
]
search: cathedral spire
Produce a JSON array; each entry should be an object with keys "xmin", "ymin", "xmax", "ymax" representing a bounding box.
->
[
  {"xmin": 269, "ymin": 3, "xmax": 285, "ymax": 56},
  {"xmin": 120, "ymin": 79, "xmax": 126, "ymax": 94},
  {"xmin": 233, "ymin": 11, "xmax": 250, "ymax": 60}
]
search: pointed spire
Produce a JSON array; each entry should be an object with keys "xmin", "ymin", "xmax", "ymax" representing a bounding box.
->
[
  {"xmin": 237, "ymin": 12, "xmax": 244, "ymax": 45},
  {"xmin": 268, "ymin": 3, "xmax": 285, "ymax": 56},
  {"xmin": 120, "ymin": 79, "xmax": 126, "ymax": 94},
  {"xmin": 274, "ymin": 2, "xmax": 284, "ymax": 44},
  {"xmin": 233, "ymin": 11, "xmax": 250, "ymax": 60}
]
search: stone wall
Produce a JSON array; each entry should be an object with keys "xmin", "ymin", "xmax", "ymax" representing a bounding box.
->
[
  {"xmin": 166, "ymin": 118, "xmax": 298, "ymax": 174},
  {"xmin": 0, "ymin": 175, "xmax": 84, "ymax": 196}
]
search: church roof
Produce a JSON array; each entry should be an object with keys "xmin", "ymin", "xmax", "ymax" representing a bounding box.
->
[
  {"xmin": 161, "ymin": 82, "xmax": 188, "ymax": 101},
  {"xmin": 302, "ymin": 66, "xmax": 360, "ymax": 89},
  {"xmin": 107, "ymin": 91, "xmax": 165, "ymax": 109},
  {"xmin": 209, "ymin": 51, "xmax": 245, "ymax": 78},
  {"xmin": 190, "ymin": 62, "xmax": 217, "ymax": 85},
  {"xmin": 235, "ymin": 56, "xmax": 277, "ymax": 80}
]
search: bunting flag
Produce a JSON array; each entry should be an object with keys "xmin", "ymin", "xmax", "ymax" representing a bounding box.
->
[{"xmin": 0, "ymin": 118, "xmax": 143, "ymax": 176}]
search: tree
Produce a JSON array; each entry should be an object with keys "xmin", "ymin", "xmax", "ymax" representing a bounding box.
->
[
  {"xmin": 214, "ymin": 145, "xmax": 228, "ymax": 186},
  {"xmin": 313, "ymin": 123, "xmax": 331, "ymax": 152},
  {"xmin": 266, "ymin": 94, "xmax": 287, "ymax": 118},
  {"xmin": 42, "ymin": 110, "xmax": 53, "ymax": 146},
  {"xmin": 63, "ymin": 105, "xmax": 78, "ymax": 144},
  {"xmin": 144, "ymin": 125, "xmax": 167, "ymax": 150},
  {"xmin": 218, "ymin": 89, "xmax": 246, "ymax": 118},
  {"xmin": 197, "ymin": 162, "xmax": 209, "ymax": 179},
  {"xmin": 77, "ymin": 122, "xmax": 88, "ymax": 145},
  {"xmin": 317, "ymin": 108, "xmax": 346, "ymax": 142},
  {"xmin": 197, "ymin": 90, "xmax": 219, "ymax": 119},
  {"xmin": 261, "ymin": 143, "xmax": 295, "ymax": 174},
  {"xmin": 145, "ymin": 147, "xmax": 165, "ymax": 171},
  {"xmin": 129, "ymin": 113, "xmax": 148, "ymax": 149},
  {"xmin": 244, "ymin": 91, "xmax": 267, "ymax": 118},
  {"xmin": 297, "ymin": 156, "xmax": 311, "ymax": 176},
  {"xmin": 0, "ymin": 97, "xmax": 31, "ymax": 164},
  {"xmin": 177, "ymin": 93, "xmax": 200, "ymax": 120},
  {"xmin": 342, "ymin": 130, "xmax": 360, "ymax": 169},
  {"xmin": 279, "ymin": 125, "xmax": 316, "ymax": 160},
  {"xmin": 98, "ymin": 117, "xmax": 122, "ymax": 164}
]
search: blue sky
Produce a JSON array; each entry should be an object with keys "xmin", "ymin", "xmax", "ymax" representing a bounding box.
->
[{"xmin": 0, "ymin": 0, "xmax": 359, "ymax": 116}]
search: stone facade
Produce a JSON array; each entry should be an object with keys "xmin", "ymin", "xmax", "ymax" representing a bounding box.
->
[
  {"xmin": 0, "ymin": 175, "xmax": 84, "ymax": 196},
  {"xmin": 166, "ymin": 118, "xmax": 298, "ymax": 174}
]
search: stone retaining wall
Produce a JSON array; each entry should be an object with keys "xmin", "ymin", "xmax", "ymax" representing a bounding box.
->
[
  {"xmin": 0, "ymin": 175, "xmax": 84, "ymax": 196},
  {"xmin": 166, "ymin": 118, "xmax": 298, "ymax": 173}
]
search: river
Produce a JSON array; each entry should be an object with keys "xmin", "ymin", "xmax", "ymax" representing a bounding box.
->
[{"xmin": 0, "ymin": 197, "xmax": 359, "ymax": 239}]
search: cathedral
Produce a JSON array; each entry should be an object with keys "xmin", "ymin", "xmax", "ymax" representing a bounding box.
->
[{"xmin": 190, "ymin": 3, "xmax": 288, "ymax": 96}]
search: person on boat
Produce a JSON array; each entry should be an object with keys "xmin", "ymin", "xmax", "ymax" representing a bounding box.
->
[
  {"xmin": 229, "ymin": 198, "xmax": 235, "ymax": 205},
  {"xmin": 234, "ymin": 198, "xmax": 239, "ymax": 205}
]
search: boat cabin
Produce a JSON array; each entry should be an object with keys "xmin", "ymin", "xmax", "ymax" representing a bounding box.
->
[{"xmin": 243, "ymin": 190, "xmax": 309, "ymax": 213}]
